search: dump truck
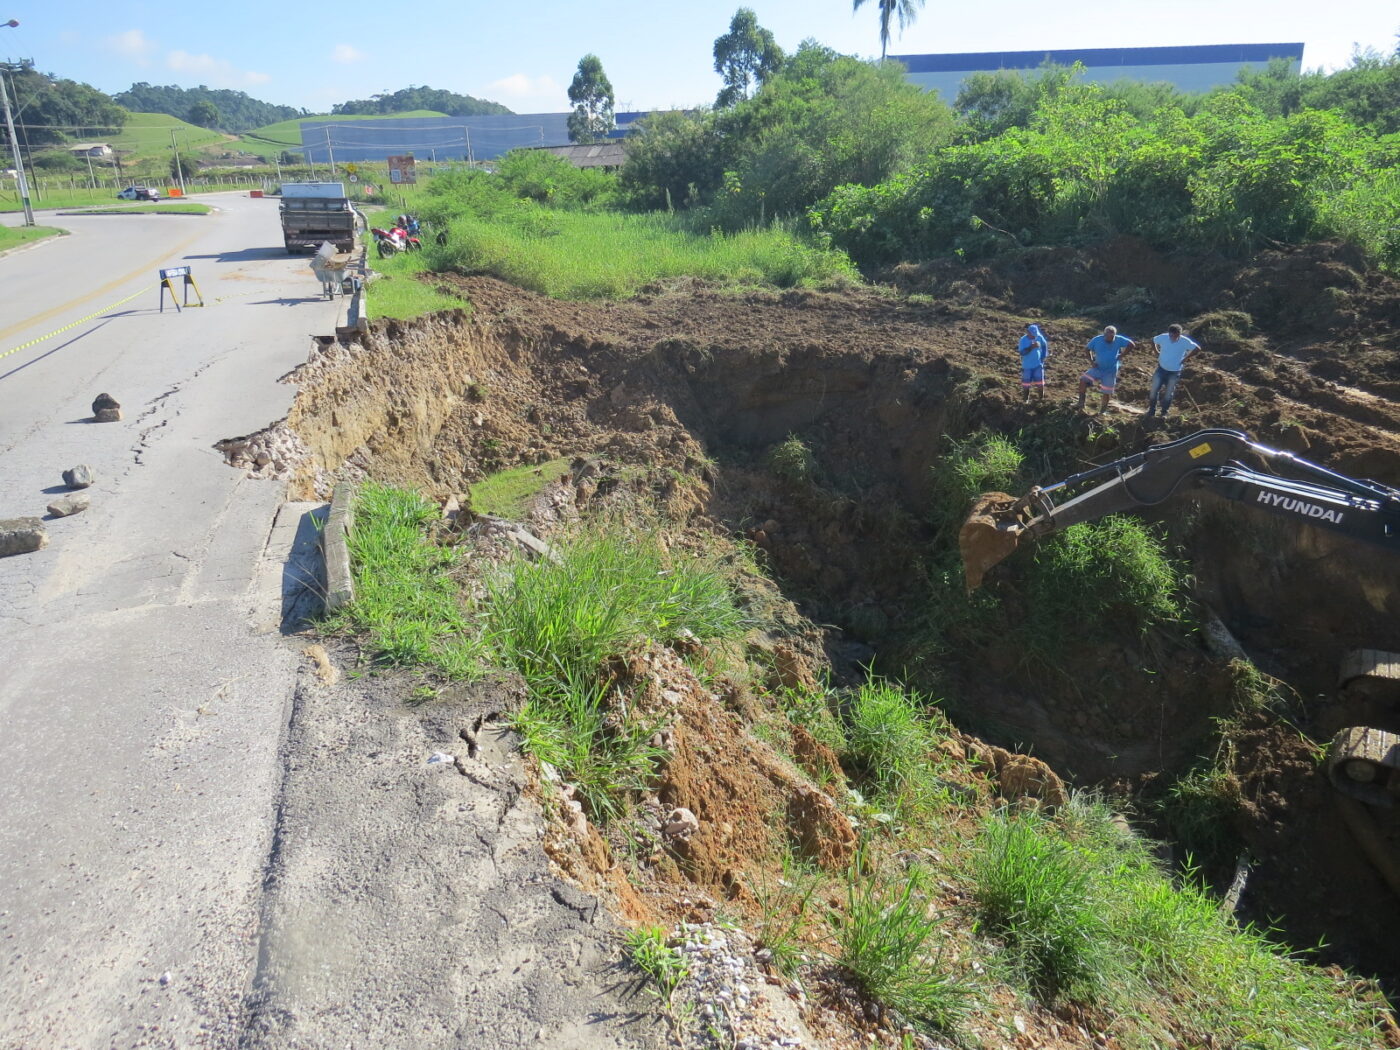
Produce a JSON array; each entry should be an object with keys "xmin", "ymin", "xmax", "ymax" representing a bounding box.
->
[{"xmin": 279, "ymin": 182, "xmax": 357, "ymax": 254}]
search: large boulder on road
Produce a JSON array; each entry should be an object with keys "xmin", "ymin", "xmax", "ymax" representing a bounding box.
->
[{"xmin": 0, "ymin": 517, "xmax": 48, "ymax": 557}]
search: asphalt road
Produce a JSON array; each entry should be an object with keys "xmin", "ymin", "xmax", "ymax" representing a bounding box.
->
[{"xmin": 0, "ymin": 194, "xmax": 348, "ymax": 1049}]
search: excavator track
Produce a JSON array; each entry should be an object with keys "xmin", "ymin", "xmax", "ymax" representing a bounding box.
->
[{"xmin": 1327, "ymin": 726, "xmax": 1400, "ymax": 807}]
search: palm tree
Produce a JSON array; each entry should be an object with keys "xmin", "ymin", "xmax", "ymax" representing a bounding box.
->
[{"xmin": 852, "ymin": 0, "xmax": 925, "ymax": 61}]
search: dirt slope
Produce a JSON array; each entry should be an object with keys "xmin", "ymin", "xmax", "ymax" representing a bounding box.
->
[{"xmin": 233, "ymin": 241, "xmax": 1400, "ymax": 994}]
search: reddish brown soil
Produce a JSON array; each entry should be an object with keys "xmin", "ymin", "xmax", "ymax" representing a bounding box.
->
[{"xmin": 269, "ymin": 239, "xmax": 1400, "ymax": 988}]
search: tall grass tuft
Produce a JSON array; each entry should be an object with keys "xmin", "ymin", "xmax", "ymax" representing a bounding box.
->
[
  {"xmin": 328, "ymin": 483, "xmax": 486, "ymax": 677},
  {"xmin": 844, "ymin": 678, "xmax": 951, "ymax": 817},
  {"xmin": 971, "ymin": 809, "xmax": 1113, "ymax": 1000},
  {"xmin": 837, "ymin": 853, "xmax": 971, "ymax": 1031}
]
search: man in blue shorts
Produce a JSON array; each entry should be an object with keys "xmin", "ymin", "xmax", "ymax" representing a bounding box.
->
[
  {"xmin": 1078, "ymin": 325, "xmax": 1135, "ymax": 414},
  {"xmin": 1018, "ymin": 323, "xmax": 1049, "ymax": 403},
  {"xmin": 1145, "ymin": 323, "xmax": 1201, "ymax": 419}
]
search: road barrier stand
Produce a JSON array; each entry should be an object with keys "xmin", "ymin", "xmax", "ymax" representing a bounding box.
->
[{"xmin": 158, "ymin": 266, "xmax": 204, "ymax": 313}]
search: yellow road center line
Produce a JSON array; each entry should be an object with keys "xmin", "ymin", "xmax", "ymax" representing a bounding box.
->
[{"xmin": 0, "ymin": 227, "xmax": 208, "ymax": 344}]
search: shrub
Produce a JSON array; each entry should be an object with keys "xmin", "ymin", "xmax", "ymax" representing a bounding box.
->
[{"xmin": 844, "ymin": 678, "xmax": 949, "ymax": 815}]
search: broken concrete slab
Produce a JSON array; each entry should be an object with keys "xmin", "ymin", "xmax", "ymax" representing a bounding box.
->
[
  {"xmin": 62, "ymin": 465, "xmax": 95, "ymax": 489},
  {"xmin": 46, "ymin": 494, "xmax": 90, "ymax": 518},
  {"xmin": 322, "ymin": 481, "xmax": 357, "ymax": 613},
  {"xmin": 0, "ymin": 517, "xmax": 49, "ymax": 557}
]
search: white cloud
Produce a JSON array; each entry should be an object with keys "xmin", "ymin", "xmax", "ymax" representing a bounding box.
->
[
  {"xmin": 331, "ymin": 44, "xmax": 365, "ymax": 64},
  {"xmin": 104, "ymin": 29, "xmax": 156, "ymax": 65},
  {"xmin": 487, "ymin": 73, "xmax": 561, "ymax": 99},
  {"xmin": 165, "ymin": 50, "xmax": 269, "ymax": 89}
]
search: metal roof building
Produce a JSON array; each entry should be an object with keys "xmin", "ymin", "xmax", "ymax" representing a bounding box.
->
[
  {"xmin": 297, "ymin": 111, "xmax": 648, "ymax": 164},
  {"xmin": 892, "ymin": 43, "xmax": 1305, "ymax": 99}
]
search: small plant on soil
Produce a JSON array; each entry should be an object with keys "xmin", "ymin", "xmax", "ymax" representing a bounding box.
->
[
  {"xmin": 766, "ymin": 434, "xmax": 817, "ymax": 486},
  {"xmin": 624, "ymin": 926, "xmax": 692, "ymax": 1017},
  {"xmin": 836, "ymin": 850, "xmax": 971, "ymax": 1031},
  {"xmin": 751, "ymin": 851, "xmax": 823, "ymax": 978}
]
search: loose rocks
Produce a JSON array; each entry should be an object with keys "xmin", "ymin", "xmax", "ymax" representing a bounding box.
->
[
  {"xmin": 92, "ymin": 393, "xmax": 122, "ymax": 422},
  {"xmin": 46, "ymin": 494, "xmax": 90, "ymax": 518},
  {"xmin": 62, "ymin": 465, "xmax": 95, "ymax": 489},
  {"xmin": 0, "ymin": 517, "xmax": 48, "ymax": 557}
]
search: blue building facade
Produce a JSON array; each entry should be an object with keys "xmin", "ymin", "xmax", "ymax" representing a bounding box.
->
[
  {"xmin": 297, "ymin": 111, "xmax": 648, "ymax": 164},
  {"xmin": 892, "ymin": 43, "xmax": 1305, "ymax": 100}
]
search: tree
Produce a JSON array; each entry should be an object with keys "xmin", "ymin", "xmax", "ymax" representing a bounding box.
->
[
  {"xmin": 713, "ymin": 8, "xmax": 784, "ymax": 108},
  {"xmin": 567, "ymin": 54, "xmax": 615, "ymax": 143},
  {"xmin": 852, "ymin": 0, "xmax": 925, "ymax": 62},
  {"xmin": 188, "ymin": 100, "xmax": 220, "ymax": 128}
]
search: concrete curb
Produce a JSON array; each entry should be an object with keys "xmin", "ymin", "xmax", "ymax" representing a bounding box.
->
[
  {"xmin": 0, "ymin": 228, "xmax": 68, "ymax": 261},
  {"xmin": 323, "ymin": 481, "xmax": 357, "ymax": 613}
]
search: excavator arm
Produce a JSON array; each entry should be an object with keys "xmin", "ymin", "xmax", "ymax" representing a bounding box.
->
[{"xmin": 960, "ymin": 428, "xmax": 1400, "ymax": 590}]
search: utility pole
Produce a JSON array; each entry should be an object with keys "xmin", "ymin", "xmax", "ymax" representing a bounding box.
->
[
  {"xmin": 323, "ymin": 126, "xmax": 335, "ymax": 177},
  {"xmin": 169, "ymin": 128, "xmax": 187, "ymax": 195},
  {"xmin": 83, "ymin": 148, "xmax": 95, "ymax": 188},
  {"xmin": 0, "ymin": 67, "xmax": 34, "ymax": 225}
]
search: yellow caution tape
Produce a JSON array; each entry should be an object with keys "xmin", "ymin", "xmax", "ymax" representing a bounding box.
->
[{"xmin": 0, "ymin": 285, "xmax": 155, "ymax": 362}]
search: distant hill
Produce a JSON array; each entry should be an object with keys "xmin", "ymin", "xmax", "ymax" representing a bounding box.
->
[
  {"xmin": 114, "ymin": 83, "xmax": 305, "ymax": 133},
  {"xmin": 112, "ymin": 112, "xmax": 229, "ymax": 159},
  {"xmin": 237, "ymin": 111, "xmax": 453, "ymax": 160},
  {"xmin": 331, "ymin": 87, "xmax": 511, "ymax": 116}
]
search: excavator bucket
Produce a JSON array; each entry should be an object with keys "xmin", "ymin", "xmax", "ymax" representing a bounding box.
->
[{"xmin": 958, "ymin": 491, "xmax": 1025, "ymax": 592}]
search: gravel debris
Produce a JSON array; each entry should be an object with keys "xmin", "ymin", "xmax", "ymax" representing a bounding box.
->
[{"xmin": 671, "ymin": 921, "xmax": 811, "ymax": 1049}]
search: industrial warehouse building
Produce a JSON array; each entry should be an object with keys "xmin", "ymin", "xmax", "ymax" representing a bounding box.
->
[
  {"xmin": 296, "ymin": 43, "xmax": 1305, "ymax": 163},
  {"xmin": 891, "ymin": 42, "xmax": 1305, "ymax": 99}
]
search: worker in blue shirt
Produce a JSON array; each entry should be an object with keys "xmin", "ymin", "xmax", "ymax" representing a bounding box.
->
[
  {"xmin": 1079, "ymin": 325, "xmax": 1135, "ymax": 414},
  {"xmin": 1018, "ymin": 323, "xmax": 1049, "ymax": 403},
  {"xmin": 1144, "ymin": 324, "xmax": 1202, "ymax": 419}
]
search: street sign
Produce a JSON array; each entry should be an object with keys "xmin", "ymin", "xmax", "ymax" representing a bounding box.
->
[
  {"xmin": 348, "ymin": 174, "xmax": 359, "ymax": 183},
  {"xmin": 387, "ymin": 154, "xmax": 417, "ymax": 185},
  {"xmin": 159, "ymin": 266, "xmax": 190, "ymax": 279}
]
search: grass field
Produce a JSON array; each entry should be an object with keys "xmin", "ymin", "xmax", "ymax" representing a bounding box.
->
[
  {"xmin": 238, "ymin": 110, "xmax": 450, "ymax": 159},
  {"xmin": 111, "ymin": 112, "xmax": 230, "ymax": 159},
  {"xmin": 365, "ymin": 250, "xmax": 469, "ymax": 320},
  {"xmin": 68, "ymin": 202, "xmax": 212, "ymax": 215},
  {"xmin": 0, "ymin": 225, "xmax": 62, "ymax": 252}
]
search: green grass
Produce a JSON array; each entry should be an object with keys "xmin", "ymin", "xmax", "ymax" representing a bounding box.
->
[
  {"xmin": 111, "ymin": 112, "xmax": 228, "ymax": 159},
  {"xmin": 366, "ymin": 250, "xmax": 469, "ymax": 320},
  {"xmin": 837, "ymin": 852, "xmax": 972, "ymax": 1031},
  {"xmin": 0, "ymin": 224, "xmax": 62, "ymax": 251},
  {"xmin": 967, "ymin": 797, "xmax": 1391, "ymax": 1047},
  {"xmin": 68, "ymin": 202, "xmax": 211, "ymax": 215},
  {"xmin": 844, "ymin": 678, "xmax": 953, "ymax": 819},
  {"xmin": 430, "ymin": 208, "xmax": 858, "ymax": 299},
  {"xmin": 470, "ymin": 458, "xmax": 573, "ymax": 518},
  {"xmin": 325, "ymin": 484, "xmax": 486, "ymax": 677}
]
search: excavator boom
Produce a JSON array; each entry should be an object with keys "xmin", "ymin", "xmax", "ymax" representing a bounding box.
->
[{"xmin": 959, "ymin": 429, "xmax": 1400, "ymax": 591}]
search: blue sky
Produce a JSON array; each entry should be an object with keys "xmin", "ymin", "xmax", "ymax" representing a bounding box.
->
[{"xmin": 2, "ymin": 1, "xmax": 1396, "ymax": 114}]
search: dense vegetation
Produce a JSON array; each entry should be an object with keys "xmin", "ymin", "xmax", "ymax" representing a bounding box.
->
[
  {"xmin": 114, "ymin": 83, "xmax": 305, "ymax": 132},
  {"xmin": 331, "ymin": 86, "xmax": 511, "ymax": 116},
  {"xmin": 621, "ymin": 41, "xmax": 952, "ymax": 225},
  {"xmin": 807, "ymin": 56, "xmax": 1400, "ymax": 270},
  {"xmin": 408, "ymin": 154, "xmax": 854, "ymax": 298},
  {"xmin": 612, "ymin": 40, "xmax": 1400, "ymax": 272},
  {"xmin": 2, "ymin": 61, "xmax": 126, "ymax": 145}
]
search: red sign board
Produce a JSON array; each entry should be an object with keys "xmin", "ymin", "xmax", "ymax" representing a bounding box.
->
[{"xmin": 387, "ymin": 154, "xmax": 417, "ymax": 185}]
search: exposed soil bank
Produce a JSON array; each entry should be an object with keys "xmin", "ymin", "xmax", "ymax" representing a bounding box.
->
[{"xmin": 237, "ymin": 247, "xmax": 1400, "ymax": 983}]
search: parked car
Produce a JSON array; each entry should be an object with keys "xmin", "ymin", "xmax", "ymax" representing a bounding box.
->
[{"xmin": 116, "ymin": 187, "xmax": 160, "ymax": 202}]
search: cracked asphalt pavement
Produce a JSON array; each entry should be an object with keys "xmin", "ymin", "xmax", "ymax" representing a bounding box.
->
[{"xmin": 0, "ymin": 196, "xmax": 661, "ymax": 1050}]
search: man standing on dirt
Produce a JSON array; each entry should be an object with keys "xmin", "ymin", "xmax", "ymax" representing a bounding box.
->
[
  {"xmin": 1079, "ymin": 325, "xmax": 1135, "ymax": 414},
  {"xmin": 1144, "ymin": 323, "xmax": 1201, "ymax": 419},
  {"xmin": 1018, "ymin": 323, "xmax": 1049, "ymax": 403}
]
